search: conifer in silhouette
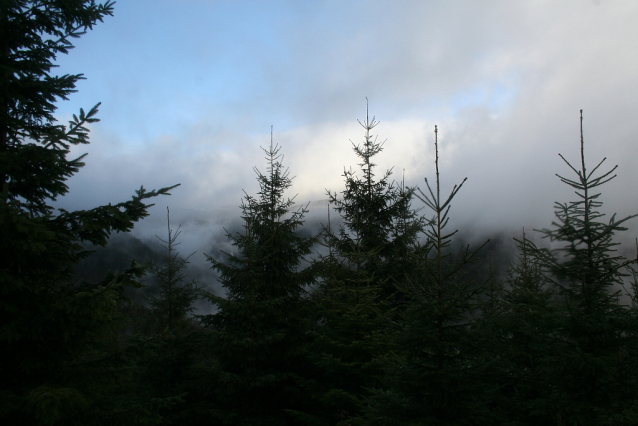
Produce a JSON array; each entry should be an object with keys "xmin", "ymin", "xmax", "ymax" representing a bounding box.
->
[
  {"xmin": 309, "ymin": 106, "xmax": 421, "ymax": 424},
  {"xmin": 310, "ymin": 212, "xmax": 393, "ymax": 425},
  {"xmin": 325, "ymin": 101, "xmax": 422, "ymax": 293},
  {"xmin": 0, "ymin": 3, "xmax": 178, "ymax": 424},
  {"xmin": 365, "ymin": 125, "xmax": 497, "ymax": 425},
  {"xmin": 202, "ymin": 134, "xmax": 316, "ymax": 425},
  {"xmin": 523, "ymin": 111, "xmax": 638, "ymax": 425},
  {"xmin": 148, "ymin": 207, "xmax": 201, "ymax": 329},
  {"xmin": 130, "ymin": 207, "xmax": 205, "ymax": 424}
]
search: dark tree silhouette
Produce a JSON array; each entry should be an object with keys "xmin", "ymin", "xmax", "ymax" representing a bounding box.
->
[
  {"xmin": 522, "ymin": 111, "xmax": 638, "ymax": 425},
  {"xmin": 0, "ymin": 2, "xmax": 177, "ymax": 424},
  {"xmin": 147, "ymin": 207, "xmax": 202, "ymax": 329},
  {"xmin": 201, "ymin": 134, "xmax": 317, "ymax": 425},
  {"xmin": 364, "ymin": 125, "xmax": 498, "ymax": 425},
  {"xmin": 309, "ymin": 105, "xmax": 422, "ymax": 424}
]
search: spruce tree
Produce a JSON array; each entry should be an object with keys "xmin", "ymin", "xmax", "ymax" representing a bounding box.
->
[
  {"xmin": 309, "ymin": 106, "xmax": 421, "ymax": 424},
  {"xmin": 364, "ymin": 125, "xmax": 498, "ymax": 426},
  {"xmin": 131, "ymin": 207, "xmax": 205, "ymax": 424},
  {"xmin": 325, "ymin": 102, "xmax": 422, "ymax": 293},
  {"xmin": 147, "ymin": 207, "xmax": 202, "ymax": 329},
  {"xmin": 201, "ymin": 135, "xmax": 316, "ymax": 425},
  {"xmin": 0, "ymin": 2, "xmax": 178, "ymax": 424},
  {"xmin": 525, "ymin": 111, "xmax": 638, "ymax": 425}
]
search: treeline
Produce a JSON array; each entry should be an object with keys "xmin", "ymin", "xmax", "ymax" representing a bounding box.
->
[{"xmin": 2, "ymin": 2, "xmax": 638, "ymax": 426}]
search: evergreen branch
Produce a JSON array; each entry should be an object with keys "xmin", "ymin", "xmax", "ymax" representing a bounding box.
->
[
  {"xmin": 440, "ymin": 178, "xmax": 468, "ymax": 211},
  {"xmin": 558, "ymin": 153, "xmax": 582, "ymax": 179},
  {"xmin": 586, "ymin": 157, "xmax": 610, "ymax": 181}
]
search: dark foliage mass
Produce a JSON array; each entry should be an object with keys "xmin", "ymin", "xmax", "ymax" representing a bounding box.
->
[
  {"xmin": 0, "ymin": 2, "xmax": 179, "ymax": 424},
  {"xmin": 2, "ymin": 2, "xmax": 638, "ymax": 425}
]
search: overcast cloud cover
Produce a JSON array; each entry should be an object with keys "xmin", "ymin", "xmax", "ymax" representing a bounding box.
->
[{"xmin": 52, "ymin": 0, "xmax": 638, "ymax": 258}]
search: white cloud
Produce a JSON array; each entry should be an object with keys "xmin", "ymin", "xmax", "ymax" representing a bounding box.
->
[{"xmin": 52, "ymin": 0, "xmax": 638, "ymax": 253}]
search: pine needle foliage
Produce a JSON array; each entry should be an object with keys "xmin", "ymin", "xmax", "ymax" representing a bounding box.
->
[
  {"xmin": 325, "ymin": 101, "xmax": 422, "ymax": 292},
  {"xmin": 309, "ymin": 106, "xmax": 421, "ymax": 424},
  {"xmin": 310, "ymin": 217, "xmax": 394, "ymax": 425},
  {"xmin": 365, "ymin": 126, "xmax": 497, "ymax": 426},
  {"xmin": 523, "ymin": 111, "xmax": 638, "ymax": 425},
  {"xmin": 202, "ymin": 134, "xmax": 317, "ymax": 425},
  {"xmin": 128, "ymin": 207, "xmax": 206, "ymax": 424},
  {"xmin": 494, "ymin": 230, "xmax": 560, "ymax": 424},
  {"xmin": 0, "ymin": 2, "xmax": 178, "ymax": 424}
]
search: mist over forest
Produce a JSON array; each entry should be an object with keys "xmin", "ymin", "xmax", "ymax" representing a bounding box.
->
[
  {"xmin": 75, "ymin": 124, "xmax": 638, "ymax": 311},
  {"xmin": 77, "ymin": 205, "xmax": 520, "ymax": 310},
  {"xmin": 5, "ymin": 1, "xmax": 638, "ymax": 425}
]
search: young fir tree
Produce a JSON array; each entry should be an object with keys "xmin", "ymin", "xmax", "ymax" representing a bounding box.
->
[
  {"xmin": 147, "ymin": 207, "xmax": 202, "ymax": 329},
  {"xmin": 201, "ymin": 135, "xmax": 317, "ymax": 425},
  {"xmin": 309, "ymin": 107, "xmax": 421, "ymax": 424},
  {"xmin": 364, "ymin": 126, "xmax": 499, "ymax": 426},
  {"xmin": 132, "ymin": 207, "xmax": 205, "ymax": 423},
  {"xmin": 325, "ymin": 102, "xmax": 422, "ymax": 294},
  {"xmin": 0, "ymin": 2, "xmax": 178, "ymax": 424},
  {"xmin": 524, "ymin": 111, "xmax": 638, "ymax": 425}
]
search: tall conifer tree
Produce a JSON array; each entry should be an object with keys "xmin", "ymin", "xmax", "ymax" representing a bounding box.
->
[
  {"xmin": 309, "ymin": 106, "xmax": 421, "ymax": 424},
  {"xmin": 524, "ymin": 111, "xmax": 638, "ymax": 425},
  {"xmin": 0, "ymin": 2, "xmax": 178, "ymax": 424},
  {"xmin": 364, "ymin": 126, "xmax": 498, "ymax": 425},
  {"xmin": 202, "ymin": 134, "xmax": 316, "ymax": 425},
  {"xmin": 134, "ymin": 207, "xmax": 204, "ymax": 424},
  {"xmin": 325, "ymin": 102, "xmax": 421, "ymax": 291}
]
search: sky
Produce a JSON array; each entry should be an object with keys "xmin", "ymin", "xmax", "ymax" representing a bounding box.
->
[{"xmin": 52, "ymin": 0, "xmax": 638, "ymax": 260}]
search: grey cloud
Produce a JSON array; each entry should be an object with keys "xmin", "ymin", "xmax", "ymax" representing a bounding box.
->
[{"xmin": 53, "ymin": 0, "xmax": 638, "ymax": 260}]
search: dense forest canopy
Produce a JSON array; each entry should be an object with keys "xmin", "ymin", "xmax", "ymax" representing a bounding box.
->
[{"xmin": 2, "ymin": 2, "xmax": 638, "ymax": 425}]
